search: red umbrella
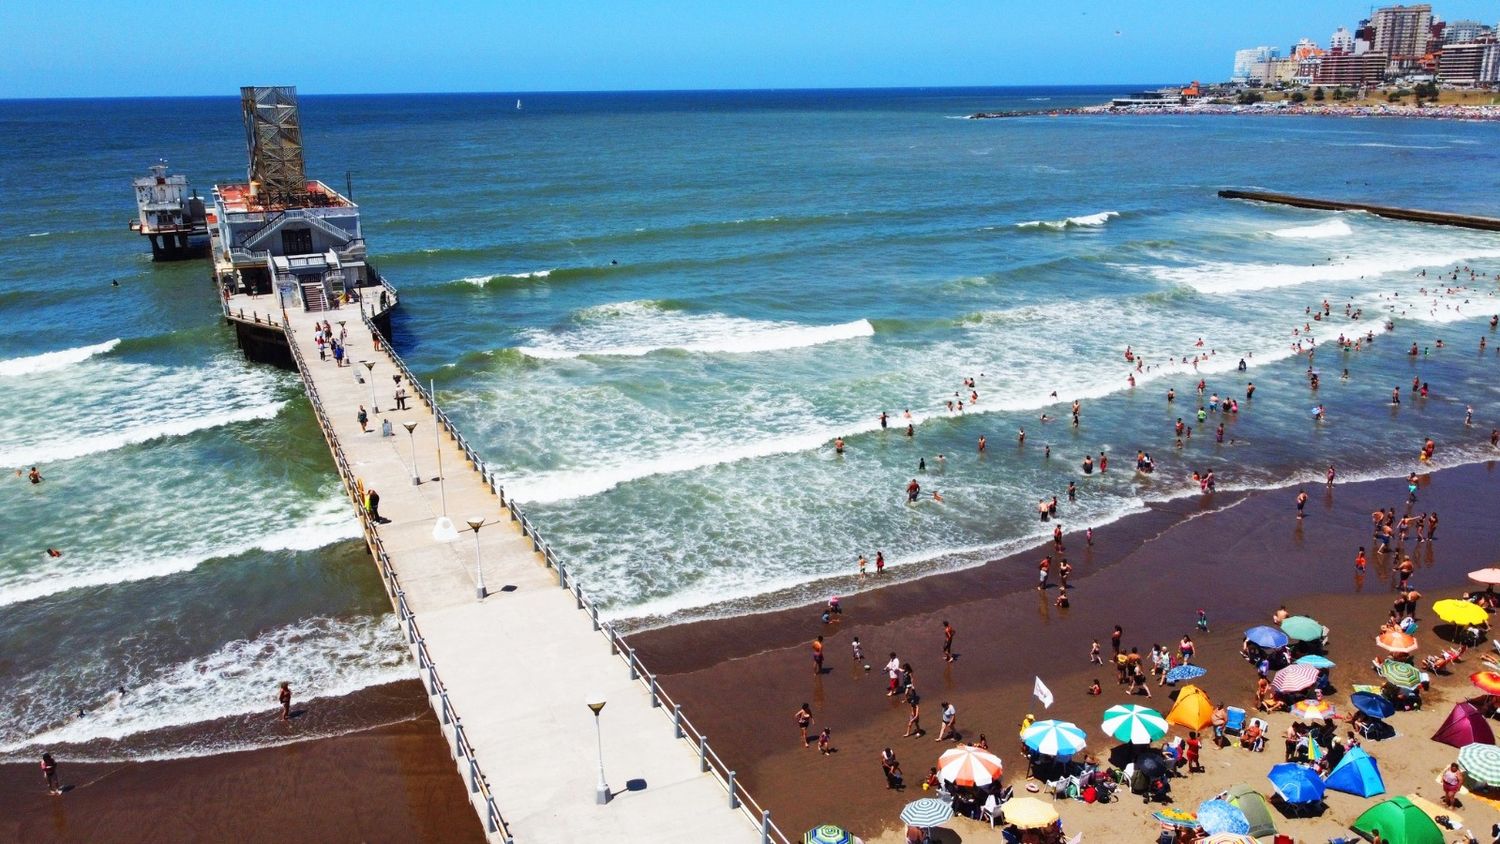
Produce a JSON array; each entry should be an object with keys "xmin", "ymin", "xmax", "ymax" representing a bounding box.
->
[
  {"xmin": 1432, "ymin": 701, "xmax": 1497, "ymax": 748},
  {"xmin": 1470, "ymin": 671, "xmax": 1500, "ymax": 696}
]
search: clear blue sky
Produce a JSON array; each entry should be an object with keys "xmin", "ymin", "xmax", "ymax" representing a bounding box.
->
[{"xmin": 5, "ymin": 1, "xmax": 1497, "ymax": 98}]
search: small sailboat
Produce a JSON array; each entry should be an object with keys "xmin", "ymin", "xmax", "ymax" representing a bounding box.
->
[{"xmin": 516, "ymin": 99, "xmax": 522, "ymax": 110}]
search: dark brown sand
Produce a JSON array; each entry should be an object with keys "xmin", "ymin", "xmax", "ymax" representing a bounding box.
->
[
  {"xmin": 631, "ymin": 460, "xmax": 1500, "ymax": 839},
  {"xmin": 0, "ymin": 681, "xmax": 484, "ymax": 844}
]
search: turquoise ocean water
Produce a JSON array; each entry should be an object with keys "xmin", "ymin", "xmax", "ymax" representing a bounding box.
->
[{"xmin": 2, "ymin": 88, "xmax": 1499, "ymax": 759}]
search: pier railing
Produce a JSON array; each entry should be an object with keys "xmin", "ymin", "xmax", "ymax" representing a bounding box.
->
[
  {"xmin": 282, "ymin": 312, "xmax": 515, "ymax": 844},
  {"xmin": 358, "ymin": 308, "xmax": 791, "ymax": 844}
]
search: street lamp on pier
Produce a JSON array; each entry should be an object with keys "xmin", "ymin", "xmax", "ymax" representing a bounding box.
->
[
  {"xmin": 586, "ymin": 695, "xmax": 609, "ymax": 805},
  {"xmin": 403, "ymin": 422, "xmax": 419, "ymax": 486},
  {"xmin": 467, "ymin": 517, "xmax": 486, "ymax": 600}
]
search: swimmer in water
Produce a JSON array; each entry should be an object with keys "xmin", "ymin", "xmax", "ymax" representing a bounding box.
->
[{"xmin": 834, "ymin": 437, "xmax": 845, "ymax": 455}]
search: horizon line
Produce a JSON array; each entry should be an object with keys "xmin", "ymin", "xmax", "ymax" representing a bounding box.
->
[{"xmin": 0, "ymin": 82, "xmax": 1172, "ymax": 103}]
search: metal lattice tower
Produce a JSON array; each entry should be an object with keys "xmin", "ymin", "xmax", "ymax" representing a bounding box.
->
[{"xmin": 241, "ymin": 86, "xmax": 308, "ymax": 207}]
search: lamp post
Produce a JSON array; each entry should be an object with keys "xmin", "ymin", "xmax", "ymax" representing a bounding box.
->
[
  {"xmin": 431, "ymin": 378, "xmax": 456, "ymax": 542},
  {"xmin": 586, "ymin": 695, "xmax": 609, "ymax": 804},
  {"xmin": 467, "ymin": 518, "xmax": 486, "ymax": 600},
  {"xmin": 361, "ymin": 360, "xmax": 378, "ymax": 412},
  {"xmin": 403, "ymin": 422, "xmax": 419, "ymax": 485}
]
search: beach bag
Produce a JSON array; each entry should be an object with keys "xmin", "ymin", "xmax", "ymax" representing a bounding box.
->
[{"xmin": 1082, "ymin": 785, "xmax": 1097, "ymax": 804}]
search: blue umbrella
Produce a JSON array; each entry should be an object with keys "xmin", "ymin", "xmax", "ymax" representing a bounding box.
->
[
  {"xmin": 1166, "ymin": 664, "xmax": 1208, "ymax": 684},
  {"xmin": 1350, "ymin": 691, "xmax": 1396, "ymax": 720},
  {"xmin": 1021, "ymin": 719, "xmax": 1087, "ymax": 757},
  {"xmin": 1324, "ymin": 747, "xmax": 1385, "ymax": 798},
  {"xmin": 900, "ymin": 798, "xmax": 953, "ymax": 828},
  {"xmin": 1245, "ymin": 626, "xmax": 1289, "ymax": 649},
  {"xmin": 1267, "ymin": 763, "xmax": 1325, "ymax": 804},
  {"xmin": 804, "ymin": 826, "xmax": 853, "ymax": 844},
  {"xmin": 1196, "ymin": 799, "xmax": 1251, "ymax": 836},
  {"xmin": 1295, "ymin": 654, "xmax": 1336, "ymax": 669}
]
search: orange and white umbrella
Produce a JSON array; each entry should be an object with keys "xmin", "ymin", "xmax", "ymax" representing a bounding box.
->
[
  {"xmin": 1470, "ymin": 671, "xmax": 1500, "ymax": 696},
  {"xmin": 1375, "ymin": 630, "xmax": 1418, "ymax": 654},
  {"xmin": 936, "ymin": 744, "xmax": 1003, "ymax": 788},
  {"xmin": 1291, "ymin": 699, "xmax": 1336, "ymax": 722}
]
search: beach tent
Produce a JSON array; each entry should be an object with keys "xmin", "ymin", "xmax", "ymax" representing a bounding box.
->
[
  {"xmin": 1224, "ymin": 784, "xmax": 1278, "ymax": 839},
  {"xmin": 1350, "ymin": 796, "xmax": 1442, "ymax": 844},
  {"xmin": 1267, "ymin": 763, "xmax": 1324, "ymax": 805},
  {"xmin": 1324, "ymin": 746, "xmax": 1385, "ymax": 797},
  {"xmin": 1166, "ymin": 684, "xmax": 1214, "ymax": 730},
  {"xmin": 1431, "ymin": 701, "xmax": 1496, "ymax": 748}
]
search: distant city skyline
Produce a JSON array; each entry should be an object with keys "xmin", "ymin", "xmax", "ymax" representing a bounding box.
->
[{"xmin": 3, "ymin": 0, "xmax": 1499, "ymax": 99}]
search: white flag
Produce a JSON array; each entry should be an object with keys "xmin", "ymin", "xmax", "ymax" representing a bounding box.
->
[{"xmin": 1033, "ymin": 676, "xmax": 1054, "ymax": 709}]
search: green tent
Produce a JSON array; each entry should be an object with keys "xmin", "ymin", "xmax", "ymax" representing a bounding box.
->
[
  {"xmin": 1224, "ymin": 784, "xmax": 1277, "ymax": 839},
  {"xmin": 1350, "ymin": 797, "xmax": 1442, "ymax": 844}
]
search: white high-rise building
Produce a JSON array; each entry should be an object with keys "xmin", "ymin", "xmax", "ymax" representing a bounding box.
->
[
  {"xmin": 1330, "ymin": 27, "xmax": 1355, "ymax": 54},
  {"xmin": 1443, "ymin": 19, "xmax": 1491, "ymax": 44},
  {"xmin": 1233, "ymin": 46, "xmax": 1277, "ymax": 82}
]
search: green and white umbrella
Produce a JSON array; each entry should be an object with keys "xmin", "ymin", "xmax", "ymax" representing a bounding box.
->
[
  {"xmin": 1457, "ymin": 742, "xmax": 1500, "ymax": 787},
  {"xmin": 1101, "ymin": 703, "xmax": 1169, "ymax": 745},
  {"xmin": 1379, "ymin": 659, "xmax": 1422, "ymax": 690},
  {"xmin": 900, "ymin": 798, "xmax": 953, "ymax": 828},
  {"xmin": 803, "ymin": 825, "xmax": 853, "ymax": 844},
  {"xmin": 1022, "ymin": 719, "xmax": 1087, "ymax": 757}
]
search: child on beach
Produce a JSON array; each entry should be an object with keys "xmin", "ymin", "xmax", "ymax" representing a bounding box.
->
[
  {"xmin": 1355, "ymin": 547, "xmax": 1367, "ymax": 571},
  {"xmin": 1087, "ymin": 679, "xmax": 1102, "ymax": 696},
  {"xmin": 1089, "ymin": 640, "xmax": 1103, "ymax": 664},
  {"xmin": 851, "ymin": 637, "xmax": 864, "ymax": 663},
  {"xmin": 818, "ymin": 728, "xmax": 832, "ymax": 755},
  {"xmin": 1196, "ymin": 609, "xmax": 1209, "ymax": 633}
]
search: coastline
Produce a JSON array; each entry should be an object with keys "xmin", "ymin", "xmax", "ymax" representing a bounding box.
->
[
  {"xmin": 0, "ymin": 680, "xmax": 483, "ymax": 844},
  {"xmin": 970, "ymin": 102, "xmax": 1500, "ymax": 122},
  {"xmin": 630, "ymin": 460, "xmax": 1500, "ymax": 839}
]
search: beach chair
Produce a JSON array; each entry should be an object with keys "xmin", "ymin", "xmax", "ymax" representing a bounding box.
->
[
  {"xmin": 1223, "ymin": 706, "xmax": 1246, "ymax": 739},
  {"xmin": 1245, "ymin": 719, "xmax": 1268, "ymax": 752},
  {"xmin": 980, "ymin": 794, "xmax": 1001, "ymax": 827}
]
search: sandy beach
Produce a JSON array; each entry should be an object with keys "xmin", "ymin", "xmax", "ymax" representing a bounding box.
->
[
  {"xmin": 632, "ymin": 461, "xmax": 1500, "ymax": 841},
  {"xmin": 0, "ymin": 681, "xmax": 483, "ymax": 844}
]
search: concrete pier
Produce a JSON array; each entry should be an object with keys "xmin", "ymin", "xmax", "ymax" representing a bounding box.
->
[
  {"xmin": 220, "ymin": 290, "xmax": 777, "ymax": 843},
  {"xmin": 1218, "ymin": 189, "xmax": 1500, "ymax": 232}
]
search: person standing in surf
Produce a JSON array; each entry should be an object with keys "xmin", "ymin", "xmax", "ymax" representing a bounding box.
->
[{"xmin": 279, "ymin": 681, "xmax": 292, "ymax": 721}]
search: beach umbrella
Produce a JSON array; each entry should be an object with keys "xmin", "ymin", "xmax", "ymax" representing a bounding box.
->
[
  {"xmin": 1376, "ymin": 630, "xmax": 1419, "ymax": 654},
  {"xmin": 803, "ymin": 825, "xmax": 853, "ymax": 844},
  {"xmin": 1290, "ymin": 699, "xmax": 1336, "ymax": 723},
  {"xmin": 1457, "ymin": 742, "xmax": 1500, "ymax": 787},
  {"xmin": 1244, "ymin": 625, "xmax": 1289, "ymax": 649},
  {"xmin": 1295, "ymin": 654, "xmax": 1336, "ymax": 669},
  {"xmin": 1102, "ymin": 704, "xmax": 1169, "ymax": 744},
  {"xmin": 936, "ymin": 744, "xmax": 1003, "ymax": 788},
  {"xmin": 1280, "ymin": 615, "xmax": 1323, "ymax": 642},
  {"xmin": 1350, "ymin": 691, "xmax": 1396, "ymax": 719},
  {"xmin": 899, "ymin": 798, "xmax": 953, "ymax": 828},
  {"xmin": 1166, "ymin": 684, "xmax": 1214, "ymax": 731},
  {"xmin": 1324, "ymin": 747, "xmax": 1386, "ymax": 797},
  {"xmin": 1165, "ymin": 664, "xmax": 1208, "ymax": 684},
  {"xmin": 1267, "ymin": 763, "xmax": 1325, "ymax": 804},
  {"xmin": 1431, "ymin": 701, "xmax": 1496, "ymax": 748},
  {"xmin": 1350, "ymin": 797, "xmax": 1443, "ymax": 844},
  {"xmin": 1270, "ymin": 663, "xmax": 1319, "ymax": 693},
  {"xmin": 1432, "ymin": 599, "xmax": 1488, "ymax": 627},
  {"xmin": 1021, "ymin": 720, "xmax": 1086, "ymax": 757},
  {"xmin": 1196, "ymin": 799, "xmax": 1250, "ymax": 836},
  {"xmin": 1151, "ymin": 807, "xmax": 1199, "ymax": 828},
  {"xmin": 1468, "ymin": 568, "xmax": 1500, "ymax": 585},
  {"xmin": 1134, "ymin": 748, "xmax": 1170, "ymax": 778},
  {"xmin": 1001, "ymin": 797, "xmax": 1058, "ymax": 829},
  {"xmin": 1224, "ymin": 784, "xmax": 1277, "ymax": 839},
  {"xmin": 1203, "ymin": 835, "xmax": 1258, "ymax": 844},
  {"xmin": 1469, "ymin": 671, "xmax": 1500, "ymax": 696},
  {"xmin": 1379, "ymin": 659, "xmax": 1422, "ymax": 689}
]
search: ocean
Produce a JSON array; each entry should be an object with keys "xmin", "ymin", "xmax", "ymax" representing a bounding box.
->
[{"xmin": 2, "ymin": 87, "xmax": 1499, "ymax": 761}]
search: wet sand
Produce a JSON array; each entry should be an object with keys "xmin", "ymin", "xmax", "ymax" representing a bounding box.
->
[
  {"xmin": 0, "ymin": 681, "xmax": 484, "ymax": 844},
  {"xmin": 631, "ymin": 460, "xmax": 1500, "ymax": 840}
]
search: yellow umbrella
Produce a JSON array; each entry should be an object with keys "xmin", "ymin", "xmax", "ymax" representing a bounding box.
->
[
  {"xmin": 1001, "ymin": 796, "xmax": 1060, "ymax": 829},
  {"xmin": 1167, "ymin": 684, "xmax": 1215, "ymax": 731},
  {"xmin": 1432, "ymin": 599, "xmax": 1488, "ymax": 627}
]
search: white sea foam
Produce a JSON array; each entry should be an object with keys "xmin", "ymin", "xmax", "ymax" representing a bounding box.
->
[
  {"xmin": 1144, "ymin": 245, "xmax": 1500, "ymax": 295},
  {"xmin": 461, "ymin": 269, "xmax": 554, "ymax": 286},
  {"xmin": 27, "ymin": 232, "xmax": 50, "ymax": 237},
  {"xmin": 0, "ymin": 339, "xmax": 120, "ymax": 378},
  {"xmin": 0, "ymin": 401, "xmax": 286, "ymax": 466},
  {"xmin": 516, "ymin": 300, "xmax": 875, "ymax": 359},
  {"xmin": 1017, "ymin": 211, "xmax": 1119, "ymax": 230},
  {"xmin": 0, "ymin": 498, "xmax": 361, "ymax": 608},
  {"xmin": 0, "ymin": 615, "xmax": 414, "ymax": 753},
  {"xmin": 1268, "ymin": 219, "xmax": 1353, "ymax": 240}
]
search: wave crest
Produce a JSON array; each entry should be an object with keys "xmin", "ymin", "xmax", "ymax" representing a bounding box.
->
[
  {"xmin": 1268, "ymin": 219, "xmax": 1353, "ymax": 239},
  {"xmin": 1017, "ymin": 211, "xmax": 1119, "ymax": 230},
  {"xmin": 0, "ymin": 339, "xmax": 120, "ymax": 378}
]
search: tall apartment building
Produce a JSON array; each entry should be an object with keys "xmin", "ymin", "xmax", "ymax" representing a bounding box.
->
[
  {"xmin": 1443, "ymin": 19, "xmax": 1492, "ymax": 44},
  {"xmin": 1330, "ymin": 27, "xmax": 1355, "ymax": 54},
  {"xmin": 1314, "ymin": 51, "xmax": 1391, "ymax": 86},
  {"xmin": 1439, "ymin": 40, "xmax": 1500, "ymax": 85},
  {"xmin": 1233, "ymin": 46, "xmax": 1278, "ymax": 83},
  {"xmin": 1370, "ymin": 4, "xmax": 1434, "ymax": 58}
]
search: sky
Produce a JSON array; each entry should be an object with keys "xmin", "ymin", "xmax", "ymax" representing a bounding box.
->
[{"xmin": 3, "ymin": 1, "xmax": 1498, "ymax": 98}]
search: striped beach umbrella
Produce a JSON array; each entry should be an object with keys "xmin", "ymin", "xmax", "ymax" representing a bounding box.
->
[
  {"xmin": 1203, "ymin": 835, "xmax": 1258, "ymax": 844},
  {"xmin": 1470, "ymin": 671, "xmax": 1500, "ymax": 696},
  {"xmin": 1280, "ymin": 615, "xmax": 1323, "ymax": 642},
  {"xmin": 936, "ymin": 744, "xmax": 1003, "ymax": 788},
  {"xmin": 1457, "ymin": 742, "xmax": 1500, "ymax": 787},
  {"xmin": 1022, "ymin": 720, "xmax": 1087, "ymax": 757},
  {"xmin": 803, "ymin": 825, "xmax": 853, "ymax": 844},
  {"xmin": 1196, "ymin": 799, "xmax": 1251, "ymax": 836},
  {"xmin": 1379, "ymin": 659, "xmax": 1422, "ymax": 690},
  {"xmin": 1165, "ymin": 664, "xmax": 1208, "ymax": 684},
  {"xmin": 1295, "ymin": 654, "xmax": 1336, "ymax": 669},
  {"xmin": 899, "ymin": 798, "xmax": 953, "ymax": 828},
  {"xmin": 1290, "ymin": 699, "xmax": 1336, "ymax": 723},
  {"xmin": 1432, "ymin": 599, "xmax": 1488, "ymax": 626},
  {"xmin": 1102, "ymin": 703, "xmax": 1169, "ymax": 744},
  {"xmin": 1270, "ymin": 663, "xmax": 1319, "ymax": 693},
  {"xmin": 1375, "ymin": 630, "xmax": 1419, "ymax": 654}
]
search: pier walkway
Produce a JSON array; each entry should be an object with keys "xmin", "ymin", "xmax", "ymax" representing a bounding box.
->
[
  {"xmin": 222, "ymin": 290, "xmax": 776, "ymax": 844},
  {"xmin": 1219, "ymin": 189, "xmax": 1500, "ymax": 232}
]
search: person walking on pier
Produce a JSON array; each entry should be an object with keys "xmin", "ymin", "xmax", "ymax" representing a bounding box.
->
[
  {"xmin": 358, "ymin": 405, "xmax": 369, "ymax": 433},
  {"xmin": 278, "ymin": 681, "xmax": 293, "ymax": 721},
  {"xmin": 394, "ymin": 386, "xmax": 408, "ymax": 410},
  {"xmin": 366, "ymin": 489, "xmax": 382, "ymax": 522}
]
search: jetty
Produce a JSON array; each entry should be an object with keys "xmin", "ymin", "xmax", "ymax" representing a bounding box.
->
[
  {"xmin": 1219, "ymin": 189, "xmax": 1500, "ymax": 232},
  {"xmin": 210, "ymin": 87, "xmax": 780, "ymax": 844}
]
